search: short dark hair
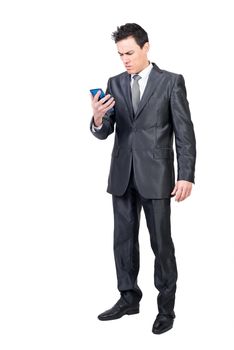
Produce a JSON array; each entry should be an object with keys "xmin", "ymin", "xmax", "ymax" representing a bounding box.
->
[{"xmin": 112, "ymin": 23, "xmax": 149, "ymax": 48}]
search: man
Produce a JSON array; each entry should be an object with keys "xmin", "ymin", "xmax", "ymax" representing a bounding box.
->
[{"xmin": 89, "ymin": 23, "xmax": 196, "ymax": 334}]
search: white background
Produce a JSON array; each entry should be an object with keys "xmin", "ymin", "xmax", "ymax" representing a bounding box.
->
[{"xmin": 0, "ymin": 0, "xmax": 234, "ymax": 349}]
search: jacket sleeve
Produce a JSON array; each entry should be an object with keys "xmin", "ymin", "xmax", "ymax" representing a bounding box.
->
[
  {"xmin": 170, "ymin": 74, "xmax": 196, "ymax": 183},
  {"xmin": 89, "ymin": 78, "xmax": 116, "ymax": 140}
]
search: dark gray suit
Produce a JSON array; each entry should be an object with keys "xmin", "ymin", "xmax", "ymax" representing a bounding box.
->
[
  {"xmin": 90, "ymin": 63, "xmax": 196, "ymax": 199},
  {"xmin": 90, "ymin": 63, "xmax": 196, "ymax": 317}
]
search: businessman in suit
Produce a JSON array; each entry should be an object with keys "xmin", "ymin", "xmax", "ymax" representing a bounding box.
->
[{"xmin": 90, "ymin": 23, "xmax": 196, "ymax": 334}]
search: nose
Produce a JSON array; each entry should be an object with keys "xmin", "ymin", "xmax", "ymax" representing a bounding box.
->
[{"xmin": 122, "ymin": 55, "xmax": 130, "ymax": 64}]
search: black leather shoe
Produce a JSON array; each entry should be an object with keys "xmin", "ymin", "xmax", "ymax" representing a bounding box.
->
[
  {"xmin": 98, "ymin": 298, "xmax": 140, "ymax": 321},
  {"xmin": 152, "ymin": 314, "xmax": 175, "ymax": 334}
]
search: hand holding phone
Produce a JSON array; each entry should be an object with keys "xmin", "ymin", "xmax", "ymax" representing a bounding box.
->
[{"xmin": 90, "ymin": 88, "xmax": 115, "ymax": 125}]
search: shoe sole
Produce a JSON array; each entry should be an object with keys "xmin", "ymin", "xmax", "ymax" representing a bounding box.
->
[
  {"xmin": 98, "ymin": 307, "xmax": 139, "ymax": 321},
  {"xmin": 126, "ymin": 308, "xmax": 140, "ymax": 315},
  {"xmin": 152, "ymin": 325, "xmax": 173, "ymax": 334}
]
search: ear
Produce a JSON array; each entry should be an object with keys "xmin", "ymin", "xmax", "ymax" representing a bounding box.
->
[{"xmin": 143, "ymin": 42, "xmax": 150, "ymax": 53}]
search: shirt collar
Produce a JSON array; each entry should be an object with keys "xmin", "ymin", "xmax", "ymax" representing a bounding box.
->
[{"xmin": 131, "ymin": 61, "xmax": 153, "ymax": 80}]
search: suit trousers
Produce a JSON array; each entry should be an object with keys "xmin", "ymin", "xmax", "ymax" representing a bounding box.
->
[{"xmin": 112, "ymin": 161, "xmax": 178, "ymax": 316}]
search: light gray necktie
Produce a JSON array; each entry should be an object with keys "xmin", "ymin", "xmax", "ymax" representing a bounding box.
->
[{"xmin": 131, "ymin": 74, "xmax": 141, "ymax": 115}]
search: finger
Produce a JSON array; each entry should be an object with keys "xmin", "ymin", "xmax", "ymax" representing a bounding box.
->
[
  {"xmin": 175, "ymin": 187, "xmax": 183, "ymax": 201},
  {"xmin": 178, "ymin": 186, "xmax": 189, "ymax": 201},
  {"xmin": 171, "ymin": 185, "xmax": 177, "ymax": 195},
  {"xmin": 98, "ymin": 98, "xmax": 115, "ymax": 113},
  {"xmin": 179, "ymin": 189, "xmax": 187, "ymax": 201},
  {"xmin": 93, "ymin": 90, "xmax": 101, "ymax": 102},
  {"xmin": 99, "ymin": 94, "xmax": 112, "ymax": 104},
  {"xmin": 188, "ymin": 187, "xmax": 192, "ymax": 196},
  {"xmin": 103, "ymin": 100, "xmax": 115, "ymax": 113},
  {"xmin": 184, "ymin": 188, "xmax": 192, "ymax": 200},
  {"xmin": 182, "ymin": 184, "xmax": 192, "ymax": 200},
  {"xmin": 102, "ymin": 96, "xmax": 114, "ymax": 108}
]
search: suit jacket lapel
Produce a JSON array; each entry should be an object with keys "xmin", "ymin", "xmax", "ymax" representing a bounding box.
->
[
  {"xmin": 121, "ymin": 73, "xmax": 134, "ymax": 120},
  {"xmin": 135, "ymin": 63, "xmax": 162, "ymax": 120}
]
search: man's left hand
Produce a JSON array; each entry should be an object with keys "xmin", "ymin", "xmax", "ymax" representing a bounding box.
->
[{"xmin": 171, "ymin": 180, "xmax": 193, "ymax": 202}]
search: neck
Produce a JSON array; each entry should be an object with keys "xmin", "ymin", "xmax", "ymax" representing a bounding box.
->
[{"xmin": 138, "ymin": 60, "xmax": 150, "ymax": 73}]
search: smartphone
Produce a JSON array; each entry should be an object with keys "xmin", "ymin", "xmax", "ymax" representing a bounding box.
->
[
  {"xmin": 90, "ymin": 88, "xmax": 105, "ymax": 100},
  {"xmin": 90, "ymin": 88, "xmax": 114, "ymax": 113}
]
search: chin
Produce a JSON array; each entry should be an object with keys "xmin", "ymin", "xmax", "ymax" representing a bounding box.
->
[{"xmin": 126, "ymin": 68, "xmax": 135, "ymax": 74}]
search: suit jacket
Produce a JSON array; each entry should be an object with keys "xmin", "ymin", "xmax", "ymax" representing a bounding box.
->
[{"xmin": 90, "ymin": 63, "xmax": 196, "ymax": 199}]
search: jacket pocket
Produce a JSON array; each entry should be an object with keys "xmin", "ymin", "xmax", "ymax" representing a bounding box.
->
[{"xmin": 153, "ymin": 148, "xmax": 173, "ymax": 159}]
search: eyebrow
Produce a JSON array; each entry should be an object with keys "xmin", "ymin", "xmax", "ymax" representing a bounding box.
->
[{"xmin": 118, "ymin": 50, "xmax": 134, "ymax": 55}]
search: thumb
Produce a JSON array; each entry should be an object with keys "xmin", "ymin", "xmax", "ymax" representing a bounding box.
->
[{"xmin": 171, "ymin": 183, "xmax": 178, "ymax": 195}]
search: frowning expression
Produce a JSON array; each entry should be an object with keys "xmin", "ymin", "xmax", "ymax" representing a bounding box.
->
[{"xmin": 116, "ymin": 36, "xmax": 150, "ymax": 74}]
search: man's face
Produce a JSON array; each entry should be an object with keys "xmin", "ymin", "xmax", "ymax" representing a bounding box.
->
[{"xmin": 116, "ymin": 36, "xmax": 149, "ymax": 74}]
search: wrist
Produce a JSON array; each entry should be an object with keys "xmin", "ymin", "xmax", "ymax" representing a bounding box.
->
[{"xmin": 93, "ymin": 117, "xmax": 103, "ymax": 127}]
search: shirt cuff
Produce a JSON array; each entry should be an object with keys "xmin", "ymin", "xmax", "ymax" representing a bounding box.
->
[{"xmin": 92, "ymin": 123, "xmax": 103, "ymax": 132}]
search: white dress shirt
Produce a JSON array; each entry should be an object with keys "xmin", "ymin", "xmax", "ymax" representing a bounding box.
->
[{"xmin": 92, "ymin": 62, "xmax": 153, "ymax": 132}]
